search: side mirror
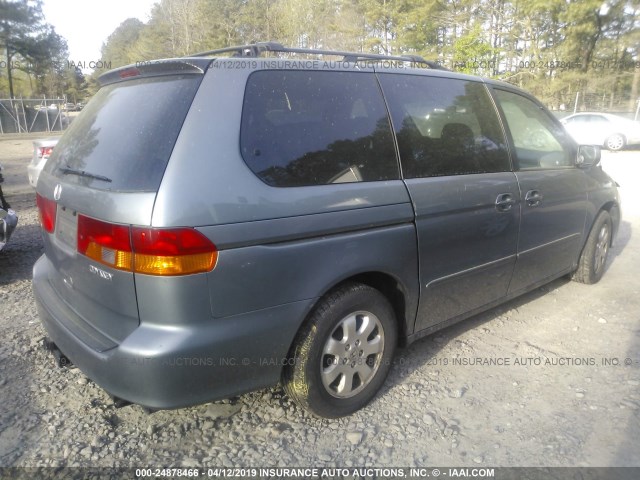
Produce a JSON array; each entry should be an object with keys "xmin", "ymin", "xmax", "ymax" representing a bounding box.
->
[{"xmin": 576, "ymin": 145, "xmax": 601, "ymax": 167}]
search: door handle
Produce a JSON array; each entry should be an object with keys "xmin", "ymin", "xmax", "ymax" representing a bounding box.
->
[
  {"xmin": 525, "ymin": 190, "xmax": 543, "ymax": 207},
  {"xmin": 495, "ymin": 193, "xmax": 515, "ymax": 212}
]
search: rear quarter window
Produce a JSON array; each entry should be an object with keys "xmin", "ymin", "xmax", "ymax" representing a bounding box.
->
[
  {"xmin": 45, "ymin": 75, "xmax": 202, "ymax": 192},
  {"xmin": 240, "ymin": 70, "xmax": 399, "ymax": 187}
]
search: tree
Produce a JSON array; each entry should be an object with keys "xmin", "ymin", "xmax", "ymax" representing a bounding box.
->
[
  {"xmin": 85, "ymin": 0, "xmax": 639, "ymax": 114},
  {"xmin": 0, "ymin": 0, "xmax": 67, "ymax": 98},
  {"xmin": 63, "ymin": 65, "xmax": 87, "ymax": 103},
  {"xmin": 452, "ymin": 24, "xmax": 496, "ymax": 75},
  {"xmin": 100, "ymin": 18, "xmax": 145, "ymax": 68},
  {"xmin": 359, "ymin": 0, "xmax": 400, "ymax": 54},
  {"xmin": 395, "ymin": 0, "xmax": 449, "ymax": 59}
]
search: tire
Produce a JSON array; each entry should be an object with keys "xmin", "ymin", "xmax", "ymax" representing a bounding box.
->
[
  {"xmin": 572, "ymin": 210, "xmax": 612, "ymax": 284},
  {"xmin": 605, "ymin": 133, "xmax": 625, "ymax": 151},
  {"xmin": 283, "ymin": 283, "xmax": 397, "ymax": 418}
]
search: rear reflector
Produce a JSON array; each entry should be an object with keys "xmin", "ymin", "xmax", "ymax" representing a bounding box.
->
[
  {"xmin": 36, "ymin": 193, "xmax": 57, "ymax": 233},
  {"xmin": 77, "ymin": 214, "xmax": 217, "ymax": 276}
]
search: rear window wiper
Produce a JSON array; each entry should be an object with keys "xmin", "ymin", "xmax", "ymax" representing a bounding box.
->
[{"xmin": 59, "ymin": 166, "xmax": 112, "ymax": 183}]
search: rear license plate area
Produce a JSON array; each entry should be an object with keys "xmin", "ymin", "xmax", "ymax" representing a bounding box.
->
[{"xmin": 55, "ymin": 205, "xmax": 78, "ymax": 250}]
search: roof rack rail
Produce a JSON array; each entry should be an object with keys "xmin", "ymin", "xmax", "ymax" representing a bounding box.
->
[
  {"xmin": 191, "ymin": 42, "xmax": 286, "ymax": 58},
  {"xmin": 189, "ymin": 42, "xmax": 448, "ymax": 70}
]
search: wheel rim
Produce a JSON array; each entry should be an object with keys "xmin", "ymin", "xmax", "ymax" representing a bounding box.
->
[
  {"xmin": 320, "ymin": 311, "xmax": 385, "ymax": 399},
  {"xmin": 606, "ymin": 134, "xmax": 624, "ymax": 150},
  {"xmin": 594, "ymin": 223, "xmax": 610, "ymax": 274}
]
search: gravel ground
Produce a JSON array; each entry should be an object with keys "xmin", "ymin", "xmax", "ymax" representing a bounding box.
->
[{"xmin": 0, "ymin": 136, "xmax": 639, "ymax": 469}]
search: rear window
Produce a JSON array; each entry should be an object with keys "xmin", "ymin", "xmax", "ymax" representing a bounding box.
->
[
  {"xmin": 45, "ymin": 75, "xmax": 201, "ymax": 192},
  {"xmin": 240, "ymin": 70, "xmax": 399, "ymax": 187}
]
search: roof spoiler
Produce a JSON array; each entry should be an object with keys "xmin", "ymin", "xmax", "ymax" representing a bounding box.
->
[{"xmin": 98, "ymin": 58, "xmax": 213, "ymax": 86}]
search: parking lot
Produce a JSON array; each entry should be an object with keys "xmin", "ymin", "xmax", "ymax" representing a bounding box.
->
[{"xmin": 0, "ymin": 135, "xmax": 639, "ymax": 468}]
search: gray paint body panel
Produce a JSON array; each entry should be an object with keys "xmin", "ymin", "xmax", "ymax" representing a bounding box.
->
[
  {"xmin": 509, "ymin": 169, "xmax": 588, "ymax": 293},
  {"xmin": 198, "ymin": 202, "xmax": 414, "ymax": 249},
  {"xmin": 206, "ymin": 223, "xmax": 419, "ymax": 319},
  {"xmin": 406, "ymin": 173, "xmax": 520, "ymax": 331}
]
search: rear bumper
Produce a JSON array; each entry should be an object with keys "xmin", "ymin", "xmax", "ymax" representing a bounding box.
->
[
  {"xmin": 33, "ymin": 255, "xmax": 314, "ymax": 409},
  {"xmin": 0, "ymin": 209, "xmax": 18, "ymax": 250}
]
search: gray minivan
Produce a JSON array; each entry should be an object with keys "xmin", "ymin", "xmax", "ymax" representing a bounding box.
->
[{"xmin": 33, "ymin": 43, "xmax": 620, "ymax": 418}]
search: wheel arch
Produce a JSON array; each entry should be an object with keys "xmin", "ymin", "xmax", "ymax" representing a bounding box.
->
[
  {"xmin": 600, "ymin": 201, "xmax": 620, "ymax": 244},
  {"xmin": 572, "ymin": 204, "xmax": 616, "ymax": 284},
  {"xmin": 286, "ymin": 270, "xmax": 413, "ymax": 365},
  {"xmin": 281, "ymin": 273, "xmax": 405, "ymax": 417},
  {"xmin": 346, "ymin": 272, "xmax": 410, "ymax": 344},
  {"xmin": 581, "ymin": 201, "xmax": 619, "ymax": 255},
  {"xmin": 319, "ymin": 271, "xmax": 411, "ymax": 344}
]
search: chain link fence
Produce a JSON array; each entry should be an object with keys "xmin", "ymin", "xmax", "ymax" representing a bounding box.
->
[
  {"xmin": 563, "ymin": 92, "xmax": 639, "ymax": 118},
  {"xmin": 0, "ymin": 98, "xmax": 70, "ymax": 134},
  {"xmin": 523, "ymin": 90, "xmax": 640, "ymax": 120}
]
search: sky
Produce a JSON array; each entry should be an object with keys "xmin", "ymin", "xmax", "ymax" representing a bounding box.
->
[{"xmin": 42, "ymin": 0, "xmax": 158, "ymax": 67}]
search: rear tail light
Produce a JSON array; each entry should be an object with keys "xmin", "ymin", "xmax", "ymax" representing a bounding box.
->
[
  {"xmin": 37, "ymin": 146, "xmax": 54, "ymax": 159},
  {"xmin": 36, "ymin": 193, "xmax": 57, "ymax": 233},
  {"xmin": 78, "ymin": 215, "xmax": 133, "ymax": 270},
  {"xmin": 77, "ymin": 214, "xmax": 217, "ymax": 276},
  {"xmin": 132, "ymin": 227, "xmax": 217, "ymax": 275},
  {"xmin": 38, "ymin": 203, "xmax": 217, "ymax": 276}
]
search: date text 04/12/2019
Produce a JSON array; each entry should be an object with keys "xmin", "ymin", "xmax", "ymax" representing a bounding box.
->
[{"xmin": 134, "ymin": 467, "xmax": 497, "ymax": 478}]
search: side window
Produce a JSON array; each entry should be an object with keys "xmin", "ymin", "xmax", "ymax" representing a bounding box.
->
[
  {"xmin": 590, "ymin": 115, "xmax": 608, "ymax": 125},
  {"xmin": 566, "ymin": 115, "xmax": 587, "ymax": 124},
  {"xmin": 378, "ymin": 74, "xmax": 510, "ymax": 178},
  {"xmin": 240, "ymin": 71, "xmax": 398, "ymax": 187},
  {"xmin": 494, "ymin": 89, "xmax": 573, "ymax": 170}
]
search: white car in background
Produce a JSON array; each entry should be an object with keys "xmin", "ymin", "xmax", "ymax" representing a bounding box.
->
[
  {"xmin": 560, "ymin": 112, "xmax": 640, "ymax": 151},
  {"xmin": 28, "ymin": 137, "xmax": 60, "ymax": 188}
]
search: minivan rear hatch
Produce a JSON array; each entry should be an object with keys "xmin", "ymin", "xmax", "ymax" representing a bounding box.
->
[{"xmin": 37, "ymin": 59, "xmax": 210, "ymax": 348}]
